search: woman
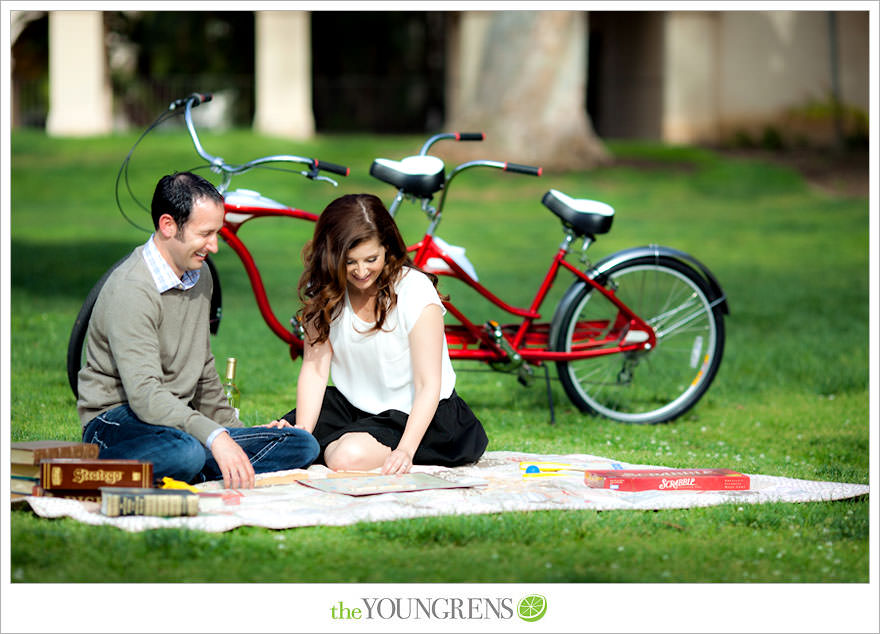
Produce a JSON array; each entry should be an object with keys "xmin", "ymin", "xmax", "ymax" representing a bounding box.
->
[{"xmin": 276, "ymin": 193, "xmax": 487, "ymax": 474}]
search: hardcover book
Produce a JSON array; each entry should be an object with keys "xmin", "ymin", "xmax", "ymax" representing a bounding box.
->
[
  {"xmin": 584, "ymin": 468, "xmax": 750, "ymax": 492},
  {"xmin": 10, "ymin": 476, "xmax": 39, "ymax": 495},
  {"xmin": 40, "ymin": 458, "xmax": 153, "ymax": 490},
  {"xmin": 11, "ymin": 440, "xmax": 99, "ymax": 465},
  {"xmin": 11, "ymin": 463, "xmax": 41, "ymax": 479},
  {"xmin": 100, "ymin": 487, "xmax": 199, "ymax": 517},
  {"xmin": 30, "ymin": 486, "xmax": 103, "ymax": 503}
]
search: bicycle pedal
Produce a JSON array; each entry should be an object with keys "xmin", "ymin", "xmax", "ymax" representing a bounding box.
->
[{"xmin": 517, "ymin": 363, "xmax": 534, "ymax": 387}]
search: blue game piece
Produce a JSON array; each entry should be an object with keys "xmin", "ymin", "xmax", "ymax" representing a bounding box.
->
[{"xmin": 525, "ymin": 465, "xmax": 540, "ymax": 474}]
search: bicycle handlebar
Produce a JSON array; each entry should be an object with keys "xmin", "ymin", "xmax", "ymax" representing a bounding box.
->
[
  {"xmin": 175, "ymin": 93, "xmax": 349, "ymax": 181},
  {"xmin": 448, "ymin": 159, "xmax": 543, "ymax": 178},
  {"xmin": 169, "ymin": 92, "xmax": 212, "ymax": 111},
  {"xmin": 413, "ymin": 132, "xmax": 541, "ymax": 178},
  {"xmin": 504, "ymin": 162, "xmax": 543, "ymax": 176},
  {"xmin": 419, "ymin": 132, "xmax": 484, "ymax": 155},
  {"xmin": 314, "ymin": 159, "xmax": 350, "ymax": 176},
  {"xmin": 435, "ymin": 158, "xmax": 543, "ymax": 218}
]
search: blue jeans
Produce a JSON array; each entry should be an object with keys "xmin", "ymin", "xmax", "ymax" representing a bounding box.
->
[{"xmin": 82, "ymin": 405, "xmax": 320, "ymax": 484}]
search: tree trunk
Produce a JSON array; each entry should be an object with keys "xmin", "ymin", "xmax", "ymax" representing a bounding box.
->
[{"xmin": 445, "ymin": 11, "xmax": 609, "ymax": 171}]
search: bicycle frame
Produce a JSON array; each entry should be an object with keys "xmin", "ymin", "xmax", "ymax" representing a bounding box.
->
[
  {"xmin": 409, "ymin": 232, "xmax": 657, "ymax": 366},
  {"xmin": 216, "ymin": 193, "xmax": 656, "ymax": 369},
  {"xmin": 220, "ymin": 196, "xmax": 317, "ymax": 358},
  {"xmin": 171, "ymin": 95, "xmax": 657, "ymax": 369}
]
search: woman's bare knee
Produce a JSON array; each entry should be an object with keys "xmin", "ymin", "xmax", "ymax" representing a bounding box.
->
[{"xmin": 325, "ymin": 433, "xmax": 389, "ymax": 471}]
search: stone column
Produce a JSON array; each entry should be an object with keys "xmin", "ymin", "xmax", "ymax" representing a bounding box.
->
[
  {"xmin": 46, "ymin": 11, "xmax": 112, "ymax": 136},
  {"xmin": 662, "ymin": 11, "xmax": 719, "ymax": 144},
  {"xmin": 254, "ymin": 10, "xmax": 315, "ymax": 139}
]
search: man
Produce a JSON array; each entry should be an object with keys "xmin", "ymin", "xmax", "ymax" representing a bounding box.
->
[{"xmin": 77, "ymin": 172, "xmax": 319, "ymax": 488}]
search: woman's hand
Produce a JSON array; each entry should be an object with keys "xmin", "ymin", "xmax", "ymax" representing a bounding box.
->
[
  {"xmin": 259, "ymin": 419, "xmax": 294, "ymax": 429},
  {"xmin": 259, "ymin": 419, "xmax": 315, "ymax": 434},
  {"xmin": 382, "ymin": 447, "xmax": 414, "ymax": 475},
  {"xmin": 380, "ymin": 304, "xmax": 443, "ymax": 477}
]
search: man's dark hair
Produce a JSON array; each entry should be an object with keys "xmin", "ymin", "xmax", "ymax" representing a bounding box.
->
[{"xmin": 150, "ymin": 172, "xmax": 224, "ymax": 230}]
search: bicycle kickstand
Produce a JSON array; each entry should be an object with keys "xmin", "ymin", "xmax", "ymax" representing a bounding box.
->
[{"xmin": 541, "ymin": 363, "xmax": 556, "ymax": 425}]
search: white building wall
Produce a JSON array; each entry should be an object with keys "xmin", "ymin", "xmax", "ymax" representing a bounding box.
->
[
  {"xmin": 833, "ymin": 12, "xmax": 869, "ymax": 113},
  {"xmin": 662, "ymin": 10, "xmax": 869, "ymax": 145}
]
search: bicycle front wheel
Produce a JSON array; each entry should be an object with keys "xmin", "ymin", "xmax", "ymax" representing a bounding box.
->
[{"xmin": 551, "ymin": 256, "xmax": 725, "ymax": 424}]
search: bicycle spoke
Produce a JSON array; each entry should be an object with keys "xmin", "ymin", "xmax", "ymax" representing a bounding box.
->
[
  {"xmin": 653, "ymin": 301, "xmax": 709, "ymax": 339},
  {"xmin": 554, "ymin": 258, "xmax": 724, "ymax": 423},
  {"xmin": 620, "ymin": 271, "xmax": 709, "ymax": 342}
]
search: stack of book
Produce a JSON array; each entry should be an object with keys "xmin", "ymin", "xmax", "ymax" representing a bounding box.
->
[
  {"xmin": 11, "ymin": 440, "xmax": 100, "ymax": 499},
  {"xmin": 11, "ymin": 439, "xmax": 198, "ymax": 516}
]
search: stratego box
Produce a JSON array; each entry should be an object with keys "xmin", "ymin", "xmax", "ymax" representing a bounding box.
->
[{"xmin": 584, "ymin": 468, "xmax": 750, "ymax": 492}]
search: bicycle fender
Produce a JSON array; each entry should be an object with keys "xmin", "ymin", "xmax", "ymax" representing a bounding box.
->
[
  {"xmin": 548, "ymin": 246, "xmax": 729, "ymax": 351},
  {"xmin": 589, "ymin": 245, "xmax": 729, "ymax": 315}
]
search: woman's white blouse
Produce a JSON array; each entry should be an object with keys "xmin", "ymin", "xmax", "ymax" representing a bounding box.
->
[{"xmin": 328, "ymin": 268, "xmax": 456, "ymax": 415}]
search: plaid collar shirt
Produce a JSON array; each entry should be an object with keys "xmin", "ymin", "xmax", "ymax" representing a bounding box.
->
[{"xmin": 142, "ymin": 234, "xmax": 200, "ymax": 292}]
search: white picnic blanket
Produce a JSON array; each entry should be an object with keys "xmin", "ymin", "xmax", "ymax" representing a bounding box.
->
[{"xmin": 20, "ymin": 451, "xmax": 869, "ymax": 533}]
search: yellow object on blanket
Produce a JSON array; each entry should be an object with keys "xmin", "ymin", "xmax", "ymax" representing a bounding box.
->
[
  {"xmin": 160, "ymin": 477, "xmax": 200, "ymax": 492},
  {"xmin": 519, "ymin": 460, "xmax": 627, "ymax": 478},
  {"xmin": 519, "ymin": 461, "xmax": 586, "ymax": 477}
]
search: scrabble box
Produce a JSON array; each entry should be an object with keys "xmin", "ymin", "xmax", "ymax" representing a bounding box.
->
[{"xmin": 584, "ymin": 468, "xmax": 750, "ymax": 492}]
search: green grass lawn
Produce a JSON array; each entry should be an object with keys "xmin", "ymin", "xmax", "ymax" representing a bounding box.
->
[{"xmin": 4, "ymin": 124, "xmax": 873, "ymax": 628}]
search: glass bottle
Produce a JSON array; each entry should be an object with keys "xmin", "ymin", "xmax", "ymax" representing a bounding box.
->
[{"xmin": 223, "ymin": 357, "xmax": 241, "ymax": 418}]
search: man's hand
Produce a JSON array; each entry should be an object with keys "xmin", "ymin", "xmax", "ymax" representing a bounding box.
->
[{"xmin": 210, "ymin": 431, "xmax": 256, "ymax": 489}]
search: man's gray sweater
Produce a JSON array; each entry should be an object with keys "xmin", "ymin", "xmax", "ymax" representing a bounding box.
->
[{"xmin": 77, "ymin": 246, "xmax": 239, "ymax": 444}]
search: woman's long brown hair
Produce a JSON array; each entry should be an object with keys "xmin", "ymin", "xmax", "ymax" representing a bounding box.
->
[{"xmin": 297, "ymin": 193, "xmax": 440, "ymax": 345}]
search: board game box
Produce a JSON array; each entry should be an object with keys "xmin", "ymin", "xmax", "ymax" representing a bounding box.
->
[{"xmin": 584, "ymin": 468, "xmax": 750, "ymax": 492}]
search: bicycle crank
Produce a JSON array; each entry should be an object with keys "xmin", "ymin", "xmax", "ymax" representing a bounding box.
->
[
  {"xmin": 616, "ymin": 356, "xmax": 641, "ymax": 386},
  {"xmin": 484, "ymin": 320, "xmax": 533, "ymax": 385}
]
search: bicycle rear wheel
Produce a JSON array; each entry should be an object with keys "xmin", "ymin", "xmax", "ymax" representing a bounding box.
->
[
  {"xmin": 66, "ymin": 256, "xmax": 128, "ymax": 399},
  {"xmin": 551, "ymin": 256, "xmax": 725, "ymax": 424}
]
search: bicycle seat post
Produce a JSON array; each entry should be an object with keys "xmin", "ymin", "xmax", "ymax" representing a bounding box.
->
[
  {"xmin": 559, "ymin": 229, "xmax": 576, "ymax": 254},
  {"xmin": 579, "ymin": 235, "xmax": 594, "ymax": 265},
  {"xmin": 387, "ymin": 191, "xmax": 406, "ymax": 218},
  {"xmin": 421, "ymin": 198, "xmax": 441, "ymax": 235}
]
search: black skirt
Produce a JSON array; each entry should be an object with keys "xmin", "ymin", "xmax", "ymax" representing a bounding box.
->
[{"xmin": 280, "ymin": 386, "xmax": 488, "ymax": 467}]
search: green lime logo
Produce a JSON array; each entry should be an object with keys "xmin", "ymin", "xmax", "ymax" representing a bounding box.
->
[{"xmin": 517, "ymin": 594, "xmax": 547, "ymax": 622}]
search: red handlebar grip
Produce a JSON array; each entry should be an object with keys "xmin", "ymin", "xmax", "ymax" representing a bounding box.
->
[
  {"xmin": 504, "ymin": 162, "xmax": 542, "ymax": 176},
  {"xmin": 315, "ymin": 160, "xmax": 350, "ymax": 177}
]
